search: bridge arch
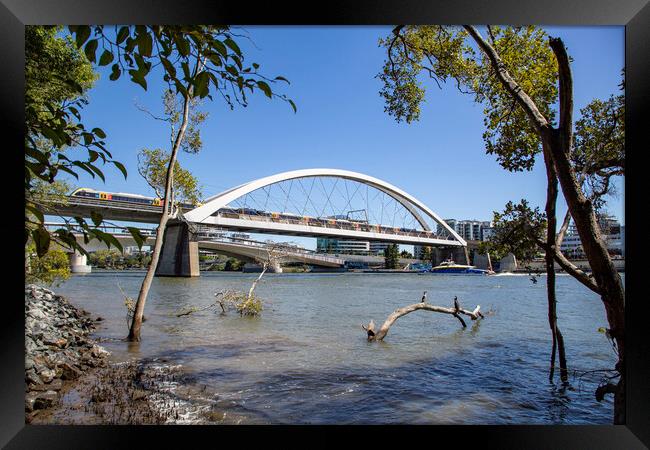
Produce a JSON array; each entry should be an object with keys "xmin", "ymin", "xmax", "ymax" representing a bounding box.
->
[{"xmin": 183, "ymin": 169, "xmax": 466, "ymax": 246}]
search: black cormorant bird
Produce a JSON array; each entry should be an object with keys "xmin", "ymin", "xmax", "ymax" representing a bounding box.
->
[
  {"xmin": 421, "ymin": 291, "xmax": 427, "ymax": 303},
  {"xmin": 454, "ymin": 295, "xmax": 460, "ymax": 311}
]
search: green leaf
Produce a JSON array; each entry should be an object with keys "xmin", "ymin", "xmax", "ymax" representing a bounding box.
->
[
  {"xmin": 58, "ymin": 166, "xmax": 80, "ymax": 179},
  {"xmin": 92, "ymin": 127, "xmax": 107, "ymax": 139},
  {"xmin": 72, "ymin": 161, "xmax": 96, "ymax": 179},
  {"xmin": 84, "ymin": 39, "xmax": 99, "ymax": 63},
  {"xmin": 212, "ymin": 40, "xmax": 227, "ymax": 58},
  {"xmin": 103, "ymin": 232, "xmax": 123, "ymax": 252},
  {"xmin": 90, "ymin": 210, "xmax": 103, "ymax": 227},
  {"xmin": 128, "ymin": 69, "xmax": 147, "ymax": 90},
  {"xmin": 225, "ymin": 65, "xmax": 238, "ymax": 77},
  {"xmin": 82, "ymin": 132, "xmax": 94, "ymax": 146},
  {"xmin": 25, "ymin": 203, "xmax": 44, "ymax": 224},
  {"xmin": 160, "ymin": 57, "xmax": 177, "ymax": 79},
  {"xmin": 109, "ymin": 64, "xmax": 122, "ymax": 81},
  {"xmin": 32, "ymin": 227, "xmax": 51, "ymax": 258},
  {"xmin": 98, "ymin": 49, "xmax": 114, "ymax": 66},
  {"xmin": 274, "ymin": 75, "xmax": 290, "ymax": 84},
  {"xmin": 85, "ymin": 163, "xmax": 106, "ymax": 182},
  {"xmin": 288, "ymin": 99, "xmax": 297, "ymax": 113},
  {"xmin": 181, "ymin": 62, "xmax": 191, "ymax": 80},
  {"xmin": 224, "ymin": 37, "xmax": 241, "ymax": 56},
  {"xmin": 137, "ymin": 30, "xmax": 153, "ymax": 57},
  {"xmin": 112, "ymin": 160, "xmax": 128, "ymax": 179},
  {"xmin": 25, "ymin": 146, "xmax": 51, "ymax": 166},
  {"xmin": 256, "ymin": 81, "xmax": 273, "ymax": 98},
  {"xmin": 174, "ymin": 35, "xmax": 190, "ymax": 57},
  {"xmin": 116, "ymin": 26, "xmax": 130, "ymax": 44},
  {"xmin": 127, "ymin": 227, "xmax": 146, "ymax": 250},
  {"xmin": 74, "ymin": 26, "xmax": 91, "ymax": 48},
  {"xmin": 194, "ymin": 72, "xmax": 210, "ymax": 98}
]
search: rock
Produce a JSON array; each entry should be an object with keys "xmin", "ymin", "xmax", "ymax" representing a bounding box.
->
[
  {"xmin": 27, "ymin": 309, "xmax": 47, "ymax": 321},
  {"xmin": 91, "ymin": 345, "xmax": 109, "ymax": 358},
  {"xmin": 25, "ymin": 369, "xmax": 42, "ymax": 386},
  {"xmin": 131, "ymin": 389, "xmax": 148, "ymax": 401},
  {"xmin": 38, "ymin": 368, "xmax": 56, "ymax": 384},
  {"xmin": 47, "ymin": 379, "xmax": 64, "ymax": 391},
  {"xmin": 95, "ymin": 317, "xmax": 104, "ymax": 322},
  {"xmin": 60, "ymin": 362, "xmax": 82, "ymax": 380},
  {"xmin": 33, "ymin": 390, "xmax": 58, "ymax": 410},
  {"xmin": 25, "ymin": 392, "xmax": 38, "ymax": 412}
]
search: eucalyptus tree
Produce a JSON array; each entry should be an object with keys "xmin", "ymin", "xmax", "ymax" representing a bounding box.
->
[{"xmin": 378, "ymin": 25, "xmax": 625, "ymax": 423}]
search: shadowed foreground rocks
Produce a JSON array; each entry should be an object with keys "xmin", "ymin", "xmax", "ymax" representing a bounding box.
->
[
  {"xmin": 25, "ymin": 284, "xmax": 109, "ymax": 421},
  {"xmin": 25, "ymin": 284, "xmax": 244, "ymax": 424}
]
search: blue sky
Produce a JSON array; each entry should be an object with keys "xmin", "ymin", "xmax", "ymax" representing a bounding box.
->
[{"xmin": 62, "ymin": 26, "xmax": 625, "ymax": 250}]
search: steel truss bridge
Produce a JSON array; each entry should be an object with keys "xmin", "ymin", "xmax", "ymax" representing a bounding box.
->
[{"xmin": 45, "ymin": 168, "xmax": 467, "ymax": 249}]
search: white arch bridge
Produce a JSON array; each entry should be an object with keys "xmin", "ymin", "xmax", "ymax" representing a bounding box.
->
[
  {"xmin": 46, "ymin": 169, "xmax": 469, "ymax": 276},
  {"xmin": 183, "ymin": 169, "xmax": 466, "ymax": 247}
]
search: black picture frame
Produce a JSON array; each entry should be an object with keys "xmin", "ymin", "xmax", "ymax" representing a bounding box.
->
[{"xmin": 2, "ymin": 0, "xmax": 648, "ymax": 447}]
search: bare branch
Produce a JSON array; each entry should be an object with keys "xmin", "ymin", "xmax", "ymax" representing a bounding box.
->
[{"xmin": 364, "ymin": 296, "xmax": 484, "ymax": 341}]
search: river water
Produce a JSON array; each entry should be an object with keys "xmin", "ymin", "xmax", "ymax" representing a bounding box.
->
[{"xmin": 53, "ymin": 271, "xmax": 618, "ymax": 424}]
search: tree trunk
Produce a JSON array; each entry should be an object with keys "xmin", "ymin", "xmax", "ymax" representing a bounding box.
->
[
  {"xmin": 127, "ymin": 78, "xmax": 194, "ymax": 342},
  {"xmin": 542, "ymin": 138, "xmax": 568, "ymax": 383},
  {"xmin": 466, "ymin": 28, "xmax": 625, "ymax": 423},
  {"xmin": 549, "ymin": 38, "xmax": 625, "ymax": 422}
]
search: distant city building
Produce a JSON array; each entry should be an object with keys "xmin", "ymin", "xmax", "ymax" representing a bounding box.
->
[
  {"xmin": 481, "ymin": 225, "xmax": 494, "ymax": 241},
  {"xmin": 316, "ymin": 238, "xmax": 369, "ymax": 255},
  {"xmin": 437, "ymin": 219, "xmax": 493, "ymax": 242},
  {"xmin": 560, "ymin": 214, "xmax": 624, "ymax": 257},
  {"xmin": 316, "ymin": 238, "xmax": 390, "ymax": 255},
  {"xmin": 369, "ymin": 242, "xmax": 390, "ymax": 255}
]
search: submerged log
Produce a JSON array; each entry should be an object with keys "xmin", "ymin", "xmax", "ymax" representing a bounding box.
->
[{"xmin": 363, "ymin": 294, "xmax": 485, "ymax": 341}]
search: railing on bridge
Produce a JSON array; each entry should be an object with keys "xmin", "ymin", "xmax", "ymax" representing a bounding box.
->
[
  {"xmin": 214, "ymin": 209, "xmax": 456, "ymax": 242},
  {"xmin": 43, "ymin": 222, "xmax": 158, "ymax": 237},
  {"xmin": 195, "ymin": 232, "xmax": 319, "ymax": 256}
]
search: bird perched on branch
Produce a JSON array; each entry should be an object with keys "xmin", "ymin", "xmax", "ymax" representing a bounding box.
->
[
  {"xmin": 421, "ymin": 291, "xmax": 427, "ymax": 303},
  {"xmin": 454, "ymin": 295, "xmax": 460, "ymax": 312}
]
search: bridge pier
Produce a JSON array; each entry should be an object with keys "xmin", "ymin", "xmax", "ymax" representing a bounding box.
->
[
  {"xmin": 69, "ymin": 250, "xmax": 91, "ymax": 274},
  {"xmin": 472, "ymin": 250, "xmax": 492, "ymax": 270},
  {"xmin": 155, "ymin": 220, "xmax": 200, "ymax": 277},
  {"xmin": 498, "ymin": 253, "xmax": 518, "ymax": 272},
  {"xmin": 432, "ymin": 246, "xmax": 469, "ymax": 266}
]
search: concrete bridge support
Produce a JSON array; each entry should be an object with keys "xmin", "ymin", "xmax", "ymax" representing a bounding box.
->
[
  {"xmin": 155, "ymin": 220, "xmax": 200, "ymax": 277},
  {"xmin": 69, "ymin": 250, "xmax": 92, "ymax": 274},
  {"xmin": 431, "ymin": 246, "xmax": 470, "ymax": 266},
  {"xmin": 499, "ymin": 253, "xmax": 518, "ymax": 272},
  {"xmin": 473, "ymin": 250, "xmax": 492, "ymax": 270}
]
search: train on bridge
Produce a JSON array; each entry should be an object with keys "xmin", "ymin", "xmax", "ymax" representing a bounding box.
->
[
  {"xmin": 70, "ymin": 188, "xmax": 453, "ymax": 240},
  {"xmin": 71, "ymin": 188, "xmax": 196, "ymax": 210}
]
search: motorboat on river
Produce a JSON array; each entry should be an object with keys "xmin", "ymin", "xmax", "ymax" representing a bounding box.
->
[{"xmin": 422, "ymin": 259, "xmax": 494, "ymax": 275}]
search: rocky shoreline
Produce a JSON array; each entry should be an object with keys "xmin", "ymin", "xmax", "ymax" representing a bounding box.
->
[
  {"xmin": 25, "ymin": 284, "xmax": 111, "ymax": 419},
  {"xmin": 25, "ymin": 284, "xmax": 235, "ymax": 424}
]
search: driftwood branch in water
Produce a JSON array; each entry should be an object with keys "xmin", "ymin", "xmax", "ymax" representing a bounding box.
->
[{"xmin": 363, "ymin": 295, "xmax": 485, "ymax": 341}]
